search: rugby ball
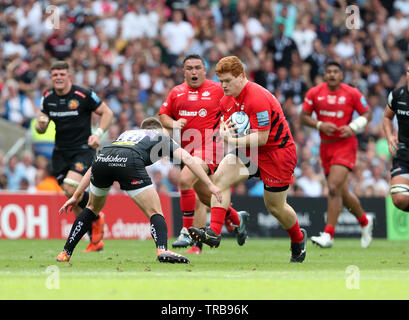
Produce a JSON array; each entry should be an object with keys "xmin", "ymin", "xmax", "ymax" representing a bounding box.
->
[{"xmin": 229, "ymin": 111, "xmax": 251, "ymax": 136}]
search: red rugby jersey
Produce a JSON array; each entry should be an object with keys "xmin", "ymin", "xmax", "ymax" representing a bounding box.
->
[
  {"xmin": 303, "ymin": 82, "xmax": 370, "ymax": 140},
  {"xmin": 220, "ymin": 81, "xmax": 294, "ymax": 152},
  {"xmin": 158, "ymin": 79, "xmax": 224, "ymax": 154}
]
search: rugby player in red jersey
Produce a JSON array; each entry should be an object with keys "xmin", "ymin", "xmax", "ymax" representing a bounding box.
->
[
  {"xmin": 189, "ymin": 55, "xmax": 307, "ymax": 263},
  {"xmin": 300, "ymin": 61, "xmax": 374, "ymax": 248},
  {"xmin": 159, "ymin": 55, "xmax": 249, "ymax": 254}
]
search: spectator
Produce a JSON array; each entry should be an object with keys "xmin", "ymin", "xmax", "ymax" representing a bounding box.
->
[
  {"xmin": 16, "ymin": 150, "xmax": 36, "ymax": 190},
  {"xmin": 383, "ymin": 46, "xmax": 406, "ymax": 85},
  {"xmin": 44, "ymin": 16, "xmax": 75, "ymax": 60},
  {"xmin": 394, "ymin": 0, "xmax": 409, "ymax": 16},
  {"xmin": 3, "ymin": 28, "xmax": 27, "ymax": 59},
  {"xmin": 232, "ymin": 12, "xmax": 266, "ymax": 53},
  {"xmin": 314, "ymin": 9, "xmax": 334, "ymax": 46},
  {"xmin": 304, "ymin": 38, "xmax": 327, "ymax": 84},
  {"xmin": 334, "ymin": 32, "xmax": 355, "ymax": 60},
  {"xmin": 1, "ymin": 79, "xmax": 35, "ymax": 128},
  {"xmin": 233, "ymin": 182, "xmax": 248, "ymax": 195},
  {"xmin": 267, "ymin": 23, "xmax": 299, "ymax": 69},
  {"xmin": 36, "ymin": 163, "xmax": 63, "ymax": 193},
  {"xmin": 253, "ymin": 51, "xmax": 276, "ymax": 93},
  {"xmin": 273, "ymin": 1, "xmax": 298, "ymax": 38},
  {"xmin": 160, "ymin": 9, "xmax": 195, "ymax": 67},
  {"xmin": 292, "ymin": 13, "xmax": 317, "ymax": 60},
  {"xmin": 296, "ymin": 162, "xmax": 323, "ymax": 197},
  {"xmin": 0, "ymin": 151, "xmax": 7, "ymax": 189},
  {"xmin": 4, "ymin": 155, "xmax": 26, "ymax": 191},
  {"xmin": 387, "ymin": 8, "xmax": 409, "ymax": 37},
  {"xmin": 151, "ymin": 170, "xmax": 168, "ymax": 194}
]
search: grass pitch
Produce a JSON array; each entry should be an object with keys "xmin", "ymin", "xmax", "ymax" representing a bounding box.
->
[{"xmin": 0, "ymin": 238, "xmax": 408, "ymax": 300}]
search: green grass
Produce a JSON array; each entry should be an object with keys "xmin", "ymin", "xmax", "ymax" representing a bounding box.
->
[{"xmin": 0, "ymin": 238, "xmax": 408, "ymax": 300}]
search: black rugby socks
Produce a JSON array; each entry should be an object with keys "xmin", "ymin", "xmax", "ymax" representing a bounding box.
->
[
  {"xmin": 150, "ymin": 214, "xmax": 168, "ymax": 251},
  {"xmin": 63, "ymin": 208, "xmax": 98, "ymax": 256}
]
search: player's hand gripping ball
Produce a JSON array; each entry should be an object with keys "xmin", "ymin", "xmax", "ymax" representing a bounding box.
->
[{"xmin": 229, "ymin": 111, "xmax": 251, "ymax": 136}]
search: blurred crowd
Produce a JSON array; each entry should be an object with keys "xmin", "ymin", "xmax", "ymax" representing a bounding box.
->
[{"xmin": 0, "ymin": 0, "xmax": 406, "ymax": 198}]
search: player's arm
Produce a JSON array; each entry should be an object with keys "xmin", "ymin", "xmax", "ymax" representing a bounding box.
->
[
  {"xmin": 172, "ymin": 147, "xmax": 222, "ymax": 203},
  {"xmin": 300, "ymin": 89, "xmax": 338, "ymax": 136},
  {"xmin": 34, "ymin": 111, "xmax": 50, "ymax": 134},
  {"xmin": 88, "ymin": 102, "xmax": 113, "ymax": 148},
  {"xmin": 59, "ymin": 168, "xmax": 92, "ymax": 214},
  {"xmin": 339, "ymin": 91, "xmax": 372, "ymax": 138},
  {"xmin": 338, "ymin": 109, "xmax": 372, "ymax": 138},
  {"xmin": 159, "ymin": 113, "xmax": 187, "ymax": 130},
  {"xmin": 219, "ymin": 118, "xmax": 269, "ymax": 147},
  {"xmin": 299, "ymin": 109, "xmax": 338, "ymax": 136},
  {"xmin": 383, "ymin": 105, "xmax": 398, "ymax": 156}
]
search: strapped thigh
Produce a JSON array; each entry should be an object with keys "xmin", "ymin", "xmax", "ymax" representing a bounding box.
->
[{"xmin": 390, "ymin": 184, "xmax": 409, "ymax": 195}]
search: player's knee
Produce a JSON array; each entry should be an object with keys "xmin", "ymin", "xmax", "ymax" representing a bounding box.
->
[
  {"xmin": 392, "ymin": 194, "xmax": 409, "ymax": 211},
  {"xmin": 212, "ymin": 173, "xmax": 231, "ymax": 190},
  {"xmin": 265, "ymin": 202, "xmax": 281, "ymax": 217},
  {"xmin": 179, "ymin": 174, "xmax": 195, "ymax": 190},
  {"xmin": 62, "ymin": 178, "xmax": 80, "ymax": 197},
  {"xmin": 327, "ymin": 183, "xmax": 341, "ymax": 197}
]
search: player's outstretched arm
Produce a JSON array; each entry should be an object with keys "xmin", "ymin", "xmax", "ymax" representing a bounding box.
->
[
  {"xmin": 59, "ymin": 168, "xmax": 92, "ymax": 214},
  {"xmin": 172, "ymin": 148, "xmax": 222, "ymax": 203}
]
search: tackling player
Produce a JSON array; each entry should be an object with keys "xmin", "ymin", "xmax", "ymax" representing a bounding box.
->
[
  {"xmin": 383, "ymin": 65, "xmax": 409, "ymax": 212},
  {"xmin": 56, "ymin": 117, "xmax": 222, "ymax": 264},
  {"xmin": 300, "ymin": 61, "xmax": 374, "ymax": 248},
  {"xmin": 189, "ymin": 56, "xmax": 307, "ymax": 263},
  {"xmin": 35, "ymin": 61, "xmax": 113, "ymax": 252},
  {"xmin": 159, "ymin": 54, "xmax": 249, "ymax": 254}
]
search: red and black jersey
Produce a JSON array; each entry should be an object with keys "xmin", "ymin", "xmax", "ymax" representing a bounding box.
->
[{"xmin": 220, "ymin": 81, "xmax": 294, "ymax": 153}]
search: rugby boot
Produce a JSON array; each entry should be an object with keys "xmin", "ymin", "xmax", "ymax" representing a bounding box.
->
[
  {"xmin": 184, "ymin": 244, "xmax": 202, "ymax": 254},
  {"xmin": 234, "ymin": 211, "xmax": 250, "ymax": 246},
  {"xmin": 361, "ymin": 215, "xmax": 374, "ymax": 248},
  {"xmin": 83, "ymin": 240, "xmax": 104, "ymax": 252},
  {"xmin": 91, "ymin": 212, "xmax": 105, "ymax": 244},
  {"xmin": 188, "ymin": 226, "xmax": 221, "ymax": 248},
  {"xmin": 311, "ymin": 232, "xmax": 333, "ymax": 248},
  {"xmin": 157, "ymin": 249, "xmax": 190, "ymax": 264},
  {"xmin": 172, "ymin": 227, "xmax": 193, "ymax": 248},
  {"xmin": 56, "ymin": 250, "xmax": 71, "ymax": 262},
  {"xmin": 290, "ymin": 228, "xmax": 307, "ymax": 263}
]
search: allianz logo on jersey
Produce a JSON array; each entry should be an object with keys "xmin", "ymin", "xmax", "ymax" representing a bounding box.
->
[
  {"xmin": 179, "ymin": 108, "xmax": 208, "ymax": 117},
  {"xmin": 319, "ymin": 110, "xmax": 345, "ymax": 118}
]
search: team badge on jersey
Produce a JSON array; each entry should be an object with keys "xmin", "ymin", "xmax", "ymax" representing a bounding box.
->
[
  {"xmin": 74, "ymin": 162, "xmax": 84, "ymax": 172},
  {"xmin": 256, "ymin": 111, "xmax": 270, "ymax": 127},
  {"xmin": 68, "ymin": 99, "xmax": 79, "ymax": 110},
  {"xmin": 198, "ymin": 108, "xmax": 207, "ymax": 117},
  {"xmin": 328, "ymin": 95, "xmax": 336, "ymax": 104}
]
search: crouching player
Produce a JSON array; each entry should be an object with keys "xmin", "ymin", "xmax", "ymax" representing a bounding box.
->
[{"xmin": 57, "ymin": 117, "xmax": 222, "ymax": 264}]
